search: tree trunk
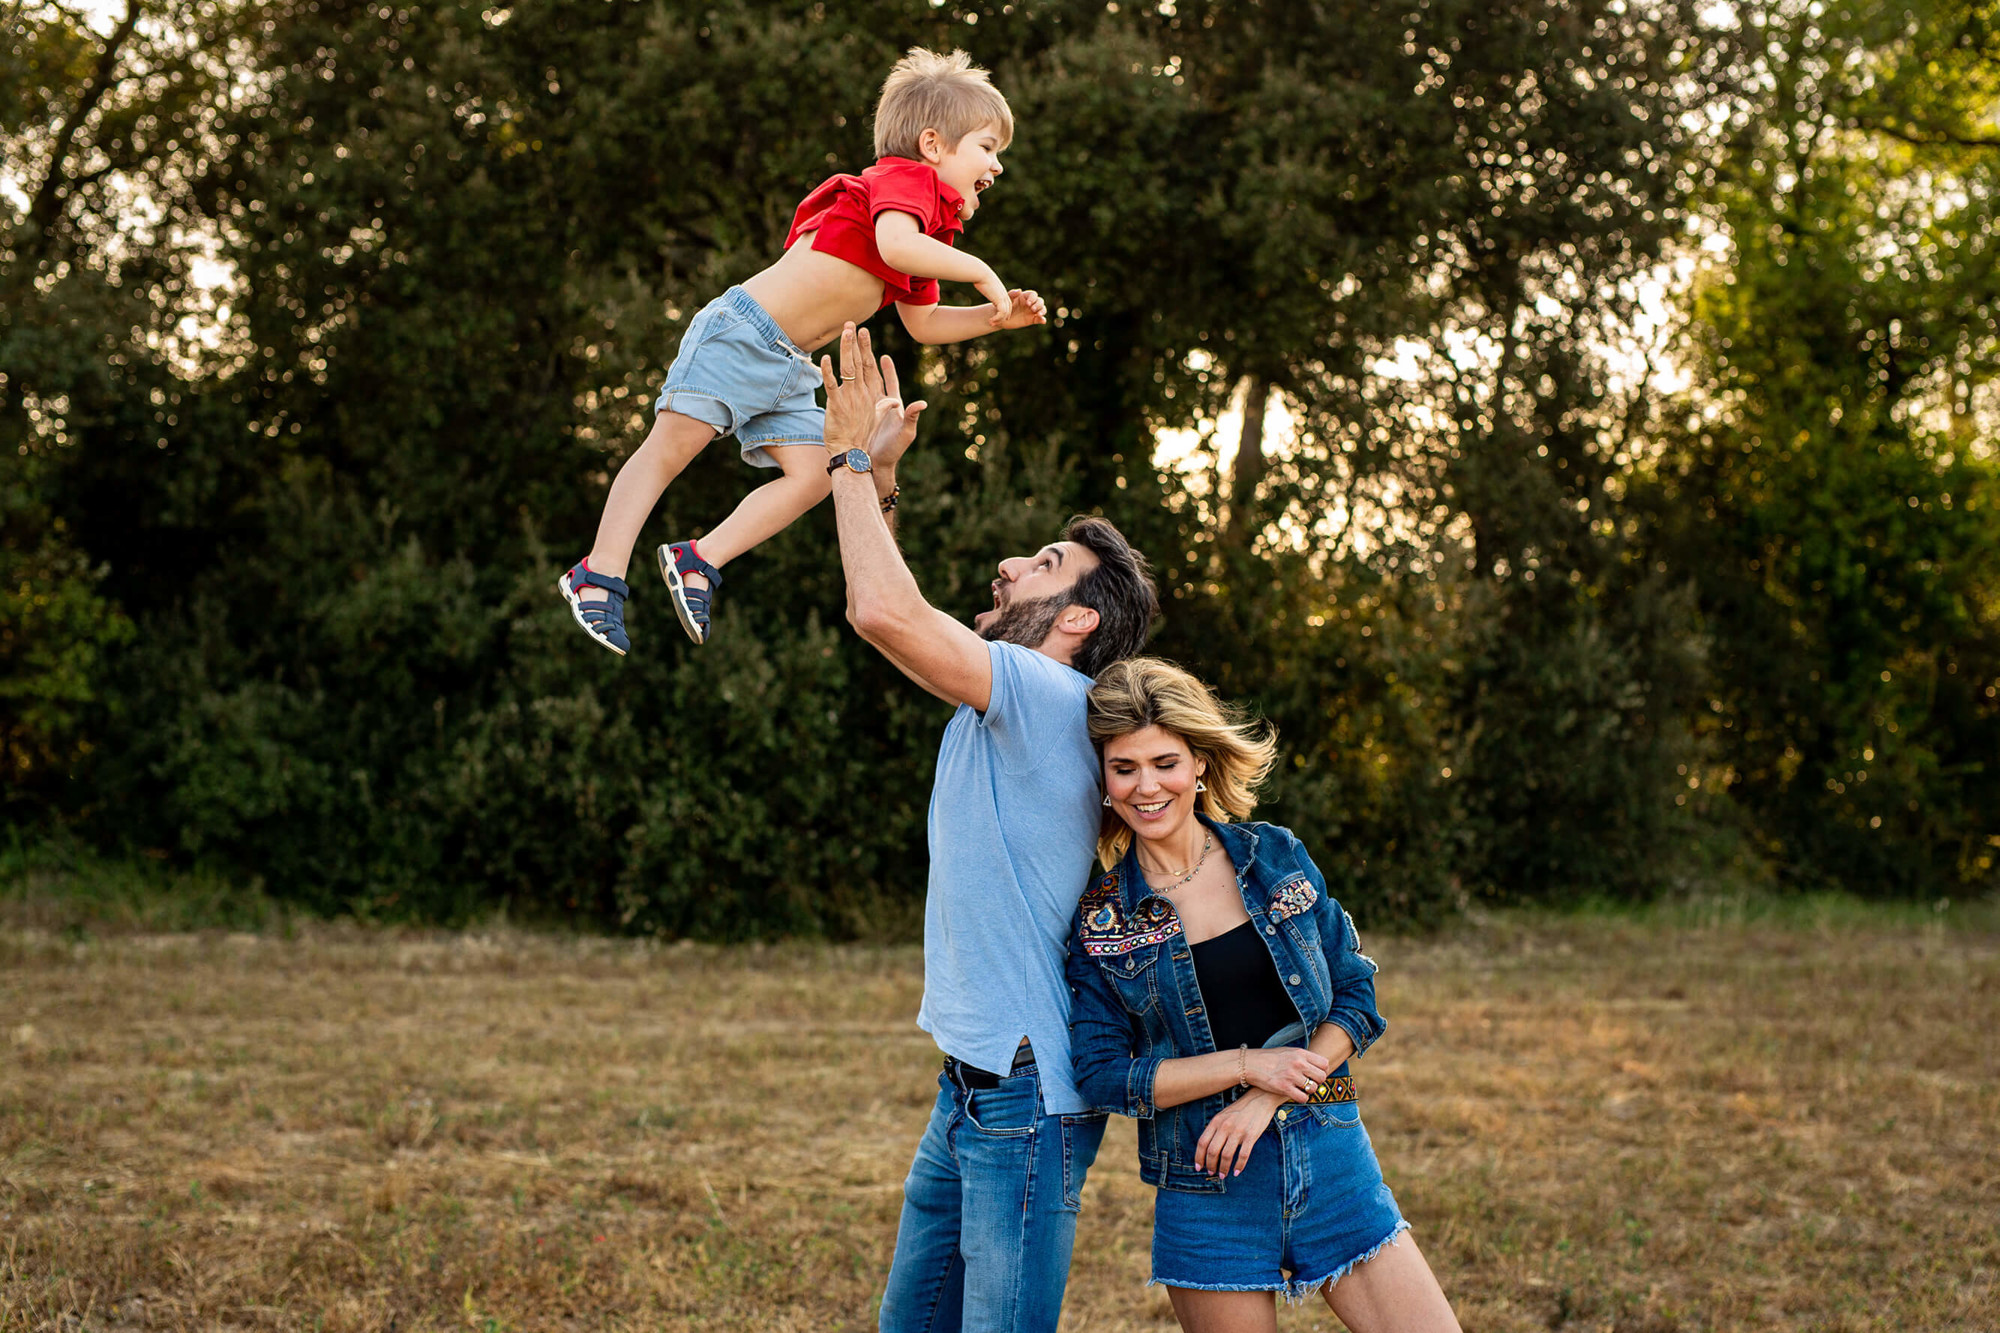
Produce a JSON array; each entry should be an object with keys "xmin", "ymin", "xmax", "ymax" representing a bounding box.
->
[{"xmin": 1226, "ymin": 375, "xmax": 1271, "ymax": 549}]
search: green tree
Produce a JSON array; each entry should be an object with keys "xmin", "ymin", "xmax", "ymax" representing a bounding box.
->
[
  {"xmin": 1645, "ymin": 0, "xmax": 2000, "ymax": 891},
  {"xmin": 24, "ymin": 0, "xmax": 1965, "ymax": 929},
  {"xmin": 2, "ymin": 1, "xmax": 228, "ymax": 809},
  {"xmin": 983, "ymin": 0, "xmax": 1721, "ymax": 901}
]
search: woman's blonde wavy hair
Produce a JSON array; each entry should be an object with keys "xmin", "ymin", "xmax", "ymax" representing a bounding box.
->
[{"xmin": 1087, "ymin": 657, "xmax": 1278, "ymax": 870}]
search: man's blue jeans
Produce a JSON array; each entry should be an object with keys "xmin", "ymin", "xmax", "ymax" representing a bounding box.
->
[{"xmin": 879, "ymin": 1058, "xmax": 1108, "ymax": 1333}]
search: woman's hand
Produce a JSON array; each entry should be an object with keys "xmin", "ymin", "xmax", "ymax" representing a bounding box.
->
[
  {"xmin": 1196, "ymin": 1089, "xmax": 1281, "ymax": 1178},
  {"xmin": 1241, "ymin": 1046, "xmax": 1332, "ymax": 1103}
]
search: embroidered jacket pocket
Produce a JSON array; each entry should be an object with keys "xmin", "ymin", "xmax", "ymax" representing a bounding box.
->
[
  {"xmin": 1079, "ymin": 884, "xmax": 1181, "ymax": 1012},
  {"xmin": 1079, "ymin": 890, "xmax": 1184, "ymax": 961},
  {"xmin": 1267, "ymin": 876, "xmax": 1319, "ymax": 924}
]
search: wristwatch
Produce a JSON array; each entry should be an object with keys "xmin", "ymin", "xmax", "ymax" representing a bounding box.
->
[{"xmin": 825, "ymin": 447, "xmax": 873, "ymax": 477}]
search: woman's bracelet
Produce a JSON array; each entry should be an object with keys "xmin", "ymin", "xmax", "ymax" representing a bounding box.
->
[
  {"xmin": 1236, "ymin": 1044, "xmax": 1248, "ymax": 1088},
  {"xmin": 879, "ymin": 484, "xmax": 900, "ymax": 514}
]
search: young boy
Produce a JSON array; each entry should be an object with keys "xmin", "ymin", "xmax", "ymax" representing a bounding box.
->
[{"xmin": 558, "ymin": 48, "xmax": 1046, "ymax": 654}]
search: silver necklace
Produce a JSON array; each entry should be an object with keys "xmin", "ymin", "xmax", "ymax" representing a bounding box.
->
[{"xmin": 1143, "ymin": 831, "xmax": 1212, "ymax": 895}]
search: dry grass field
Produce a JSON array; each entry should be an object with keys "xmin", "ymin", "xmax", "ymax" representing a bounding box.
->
[{"xmin": 3, "ymin": 902, "xmax": 1996, "ymax": 1332}]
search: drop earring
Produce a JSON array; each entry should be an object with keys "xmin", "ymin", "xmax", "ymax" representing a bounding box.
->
[
  {"xmin": 1103, "ymin": 793, "xmax": 1113, "ymax": 806},
  {"xmin": 1196, "ymin": 780, "xmax": 1207, "ymax": 793}
]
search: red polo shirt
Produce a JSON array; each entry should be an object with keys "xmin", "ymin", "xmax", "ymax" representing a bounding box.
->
[{"xmin": 787, "ymin": 157, "xmax": 966, "ymax": 310}]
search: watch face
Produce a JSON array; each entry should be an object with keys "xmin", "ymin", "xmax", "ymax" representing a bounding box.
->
[{"xmin": 845, "ymin": 448, "xmax": 873, "ymax": 474}]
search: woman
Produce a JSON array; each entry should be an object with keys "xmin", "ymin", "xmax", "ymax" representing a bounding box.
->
[{"xmin": 1067, "ymin": 658, "xmax": 1460, "ymax": 1333}]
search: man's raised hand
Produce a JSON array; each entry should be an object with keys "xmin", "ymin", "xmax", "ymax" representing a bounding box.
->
[
  {"xmin": 870, "ymin": 339, "xmax": 927, "ymax": 470},
  {"xmin": 821, "ymin": 324, "xmax": 926, "ymax": 470},
  {"xmin": 819, "ymin": 323, "xmax": 896, "ymax": 454}
]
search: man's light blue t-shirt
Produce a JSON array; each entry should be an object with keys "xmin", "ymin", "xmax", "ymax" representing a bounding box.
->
[{"xmin": 918, "ymin": 640, "xmax": 1101, "ymax": 1116}]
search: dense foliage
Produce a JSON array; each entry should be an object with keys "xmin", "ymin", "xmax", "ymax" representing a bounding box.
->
[{"xmin": 5, "ymin": 0, "xmax": 1995, "ymax": 933}]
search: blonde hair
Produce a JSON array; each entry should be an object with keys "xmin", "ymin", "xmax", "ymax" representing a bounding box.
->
[
  {"xmin": 873, "ymin": 48, "xmax": 1014, "ymax": 161},
  {"xmin": 1087, "ymin": 658, "xmax": 1279, "ymax": 870}
]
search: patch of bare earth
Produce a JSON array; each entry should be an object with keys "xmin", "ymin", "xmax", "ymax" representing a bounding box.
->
[{"xmin": 1, "ymin": 915, "xmax": 1994, "ymax": 1331}]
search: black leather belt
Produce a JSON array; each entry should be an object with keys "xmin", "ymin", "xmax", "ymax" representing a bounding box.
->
[{"xmin": 944, "ymin": 1041, "xmax": 1036, "ymax": 1091}]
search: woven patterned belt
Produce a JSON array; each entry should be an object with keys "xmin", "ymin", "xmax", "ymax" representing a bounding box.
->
[
  {"xmin": 1225, "ymin": 1074, "xmax": 1358, "ymax": 1107},
  {"xmin": 1306, "ymin": 1075, "xmax": 1357, "ymax": 1105}
]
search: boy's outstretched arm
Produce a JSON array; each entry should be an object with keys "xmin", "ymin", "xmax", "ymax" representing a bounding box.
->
[
  {"xmin": 875, "ymin": 211, "xmax": 1012, "ymax": 321},
  {"xmin": 822, "ymin": 324, "xmax": 996, "ymax": 713},
  {"xmin": 897, "ymin": 290, "xmax": 1047, "ymax": 345}
]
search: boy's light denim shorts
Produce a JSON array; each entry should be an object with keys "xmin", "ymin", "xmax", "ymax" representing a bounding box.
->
[
  {"xmin": 653, "ymin": 285, "xmax": 823, "ymax": 468},
  {"xmin": 1151, "ymin": 1101, "xmax": 1409, "ymax": 1303}
]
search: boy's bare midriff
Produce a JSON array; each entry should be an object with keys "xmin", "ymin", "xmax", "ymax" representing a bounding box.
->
[{"xmin": 739, "ymin": 234, "xmax": 893, "ymax": 353}]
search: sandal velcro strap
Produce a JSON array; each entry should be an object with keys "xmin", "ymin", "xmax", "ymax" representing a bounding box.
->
[
  {"xmin": 668, "ymin": 542, "xmax": 722, "ymax": 588},
  {"xmin": 567, "ymin": 565, "xmax": 631, "ymax": 599}
]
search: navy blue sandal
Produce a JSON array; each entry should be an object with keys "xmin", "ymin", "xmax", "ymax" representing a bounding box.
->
[
  {"xmin": 658, "ymin": 540, "xmax": 723, "ymax": 645},
  {"xmin": 558, "ymin": 560, "xmax": 632, "ymax": 656}
]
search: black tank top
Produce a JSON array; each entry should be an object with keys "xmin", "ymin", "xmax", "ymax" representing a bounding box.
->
[{"xmin": 1189, "ymin": 919, "xmax": 1299, "ymax": 1052}]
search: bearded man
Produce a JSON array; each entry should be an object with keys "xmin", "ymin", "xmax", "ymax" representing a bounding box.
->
[{"xmin": 817, "ymin": 324, "xmax": 1160, "ymax": 1333}]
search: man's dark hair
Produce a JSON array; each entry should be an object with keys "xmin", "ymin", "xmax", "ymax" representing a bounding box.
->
[{"xmin": 1062, "ymin": 515, "xmax": 1159, "ymax": 677}]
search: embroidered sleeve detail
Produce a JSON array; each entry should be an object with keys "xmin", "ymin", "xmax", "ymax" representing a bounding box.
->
[
  {"xmin": 1267, "ymin": 876, "xmax": 1319, "ymax": 923},
  {"xmin": 1079, "ymin": 889, "xmax": 1183, "ymax": 957}
]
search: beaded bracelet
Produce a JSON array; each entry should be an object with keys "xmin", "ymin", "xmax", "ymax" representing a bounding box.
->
[
  {"xmin": 1237, "ymin": 1044, "xmax": 1249, "ymax": 1088},
  {"xmin": 879, "ymin": 484, "xmax": 901, "ymax": 514}
]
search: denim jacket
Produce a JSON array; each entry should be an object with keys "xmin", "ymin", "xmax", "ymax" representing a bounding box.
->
[{"xmin": 1065, "ymin": 816, "xmax": 1386, "ymax": 1192}]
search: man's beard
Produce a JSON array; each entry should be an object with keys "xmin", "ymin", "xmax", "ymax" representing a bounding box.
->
[{"xmin": 979, "ymin": 591, "xmax": 1067, "ymax": 649}]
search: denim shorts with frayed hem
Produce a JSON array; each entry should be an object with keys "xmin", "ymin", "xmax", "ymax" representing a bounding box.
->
[
  {"xmin": 1150, "ymin": 1099, "xmax": 1409, "ymax": 1304},
  {"xmin": 653, "ymin": 285, "xmax": 823, "ymax": 469}
]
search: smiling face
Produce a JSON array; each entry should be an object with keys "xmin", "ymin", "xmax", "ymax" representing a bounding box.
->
[
  {"xmin": 973, "ymin": 541, "xmax": 1095, "ymax": 637},
  {"xmin": 924, "ymin": 120, "xmax": 1007, "ymax": 220},
  {"xmin": 1102, "ymin": 724, "xmax": 1207, "ymax": 850}
]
